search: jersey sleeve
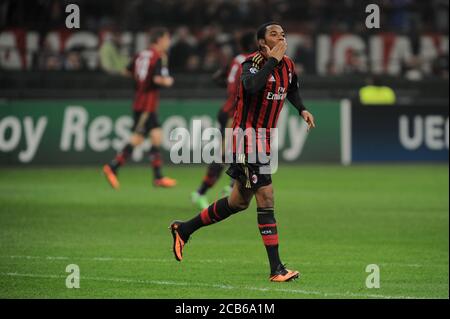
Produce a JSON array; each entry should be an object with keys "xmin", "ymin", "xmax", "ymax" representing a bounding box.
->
[
  {"xmin": 153, "ymin": 58, "xmax": 163, "ymax": 77},
  {"xmin": 241, "ymin": 55, "xmax": 278, "ymax": 93},
  {"xmin": 287, "ymin": 63, "xmax": 307, "ymax": 114},
  {"xmin": 149, "ymin": 56, "xmax": 170, "ymax": 87}
]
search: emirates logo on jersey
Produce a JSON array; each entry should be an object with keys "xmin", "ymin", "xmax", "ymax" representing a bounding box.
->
[{"xmin": 267, "ymin": 87, "xmax": 287, "ymax": 100}]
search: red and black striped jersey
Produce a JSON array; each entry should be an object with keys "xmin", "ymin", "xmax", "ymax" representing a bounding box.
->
[
  {"xmin": 233, "ymin": 51, "xmax": 305, "ymax": 131},
  {"xmin": 128, "ymin": 47, "xmax": 168, "ymax": 113},
  {"xmin": 232, "ymin": 51, "xmax": 306, "ymax": 156}
]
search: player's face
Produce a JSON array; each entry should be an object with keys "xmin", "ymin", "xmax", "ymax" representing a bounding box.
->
[
  {"xmin": 160, "ymin": 33, "xmax": 171, "ymax": 53},
  {"xmin": 264, "ymin": 25, "xmax": 286, "ymax": 49}
]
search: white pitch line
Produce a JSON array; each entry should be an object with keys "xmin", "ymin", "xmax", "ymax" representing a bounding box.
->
[
  {"xmin": 3, "ymin": 255, "xmax": 228, "ymax": 264},
  {"xmin": 0, "ymin": 272, "xmax": 437, "ymax": 299},
  {"xmin": 1, "ymin": 255, "xmax": 446, "ymax": 268}
]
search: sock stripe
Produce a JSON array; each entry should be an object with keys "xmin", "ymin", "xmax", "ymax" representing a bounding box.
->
[
  {"xmin": 200, "ymin": 208, "xmax": 211, "ymax": 225},
  {"xmin": 151, "ymin": 159, "xmax": 162, "ymax": 168},
  {"xmin": 198, "ymin": 198, "xmax": 238, "ymax": 228},
  {"xmin": 258, "ymin": 223, "xmax": 277, "ymax": 228},
  {"xmin": 150, "ymin": 155, "xmax": 162, "ymax": 167},
  {"xmin": 212, "ymin": 201, "xmax": 220, "ymax": 220},
  {"xmin": 261, "ymin": 234, "xmax": 279, "ymax": 246},
  {"xmin": 256, "ymin": 208, "xmax": 281, "ymax": 273},
  {"xmin": 203, "ymin": 175, "xmax": 215, "ymax": 186},
  {"xmin": 114, "ymin": 145, "xmax": 133, "ymax": 166},
  {"xmin": 115, "ymin": 154, "xmax": 126, "ymax": 165},
  {"xmin": 182, "ymin": 197, "xmax": 237, "ymax": 240},
  {"xmin": 257, "ymin": 208, "xmax": 274, "ymax": 214},
  {"xmin": 150, "ymin": 147, "xmax": 163, "ymax": 168},
  {"xmin": 206, "ymin": 202, "xmax": 221, "ymax": 222}
]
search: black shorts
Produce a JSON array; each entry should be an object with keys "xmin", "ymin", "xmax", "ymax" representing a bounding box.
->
[
  {"xmin": 132, "ymin": 111, "xmax": 160, "ymax": 135},
  {"xmin": 226, "ymin": 162, "xmax": 272, "ymax": 191}
]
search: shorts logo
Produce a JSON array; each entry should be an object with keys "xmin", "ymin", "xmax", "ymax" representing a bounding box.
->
[{"xmin": 252, "ymin": 174, "xmax": 258, "ymax": 184}]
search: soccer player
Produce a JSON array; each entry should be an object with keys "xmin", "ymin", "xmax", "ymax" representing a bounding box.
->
[
  {"xmin": 103, "ymin": 27, "xmax": 177, "ymax": 189},
  {"xmin": 170, "ymin": 22, "xmax": 315, "ymax": 282},
  {"xmin": 191, "ymin": 31, "xmax": 256, "ymax": 209}
]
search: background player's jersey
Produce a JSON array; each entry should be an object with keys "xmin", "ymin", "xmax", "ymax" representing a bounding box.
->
[
  {"xmin": 128, "ymin": 48, "xmax": 168, "ymax": 113},
  {"xmin": 221, "ymin": 53, "xmax": 250, "ymax": 117},
  {"xmin": 232, "ymin": 52, "xmax": 298, "ymax": 155}
]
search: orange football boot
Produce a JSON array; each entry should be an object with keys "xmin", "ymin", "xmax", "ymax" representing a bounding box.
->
[
  {"xmin": 169, "ymin": 221, "xmax": 186, "ymax": 261},
  {"xmin": 103, "ymin": 164, "xmax": 120, "ymax": 190},
  {"xmin": 154, "ymin": 176, "xmax": 177, "ymax": 188},
  {"xmin": 269, "ymin": 264, "xmax": 300, "ymax": 282}
]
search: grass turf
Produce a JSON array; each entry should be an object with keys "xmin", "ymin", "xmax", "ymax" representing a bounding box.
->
[{"xmin": 0, "ymin": 164, "xmax": 448, "ymax": 299}]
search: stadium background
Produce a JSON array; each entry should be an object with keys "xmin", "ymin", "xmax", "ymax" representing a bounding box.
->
[{"xmin": 0, "ymin": 0, "xmax": 448, "ymax": 299}]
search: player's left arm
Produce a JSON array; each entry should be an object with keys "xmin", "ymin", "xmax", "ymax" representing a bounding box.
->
[
  {"xmin": 152, "ymin": 56, "xmax": 174, "ymax": 87},
  {"xmin": 287, "ymin": 70, "xmax": 315, "ymax": 130},
  {"xmin": 121, "ymin": 57, "xmax": 134, "ymax": 77}
]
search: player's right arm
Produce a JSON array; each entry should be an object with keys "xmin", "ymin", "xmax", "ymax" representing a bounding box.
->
[
  {"xmin": 241, "ymin": 56, "xmax": 277, "ymax": 94},
  {"xmin": 242, "ymin": 41, "xmax": 287, "ymax": 93}
]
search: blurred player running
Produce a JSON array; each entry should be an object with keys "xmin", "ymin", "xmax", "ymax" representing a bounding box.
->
[
  {"xmin": 170, "ymin": 23, "xmax": 315, "ymax": 282},
  {"xmin": 103, "ymin": 28, "xmax": 177, "ymax": 189},
  {"xmin": 191, "ymin": 31, "xmax": 256, "ymax": 209}
]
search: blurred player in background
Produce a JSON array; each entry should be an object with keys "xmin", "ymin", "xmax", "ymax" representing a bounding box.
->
[
  {"xmin": 103, "ymin": 27, "xmax": 177, "ymax": 189},
  {"xmin": 170, "ymin": 23, "xmax": 315, "ymax": 282},
  {"xmin": 191, "ymin": 31, "xmax": 257, "ymax": 209}
]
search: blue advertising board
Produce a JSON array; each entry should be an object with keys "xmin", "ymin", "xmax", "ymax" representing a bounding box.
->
[{"xmin": 349, "ymin": 103, "xmax": 448, "ymax": 162}]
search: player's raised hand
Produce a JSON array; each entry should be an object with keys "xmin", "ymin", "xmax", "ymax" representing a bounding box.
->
[
  {"xmin": 301, "ymin": 110, "xmax": 316, "ymax": 131},
  {"xmin": 153, "ymin": 75, "xmax": 174, "ymax": 87},
  {"xmin": 263, "ymin": 40, "xmax": 287, "ymax": 62},
  {"xmin": 164, "ymin": 76, "xmax": 174, "ymax": 87}
]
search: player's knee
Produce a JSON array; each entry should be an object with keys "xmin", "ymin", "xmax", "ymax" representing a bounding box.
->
[
  {"xmin": 261, "ymin": 198, "xmax": 274, "ymax": 208},
  {"xmin": 258, "ymin": 192, "xmax": 274, "ymax": 208},
  {"xmin": 131, "ymin": 134, "xmax": 144, "ymax": 146},
  {"xmin": 228, "ymin": 197, "xmax": 250, "ymax": 213},
  {"xmin": 150, "ymin": 129, "xmax": 162, "ymax": 145}
]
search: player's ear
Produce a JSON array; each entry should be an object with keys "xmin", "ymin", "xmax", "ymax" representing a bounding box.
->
[{"xmin": 258, "ymin": 39, "xmax": 266, "ymax": 51}]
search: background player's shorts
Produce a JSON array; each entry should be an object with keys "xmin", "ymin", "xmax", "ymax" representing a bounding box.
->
[
  {"xmin": 132, "ymin": 111, "xmax": 160, "ymax": 135},
  {"xmin": 226, "ymin": 162, "xmax": 272, "ymax": 190}
]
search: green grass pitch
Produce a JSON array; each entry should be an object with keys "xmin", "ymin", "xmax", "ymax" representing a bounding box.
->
[{"xmin": 0, "ymin": 164, "xmax": 448, "ymax": 299}]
